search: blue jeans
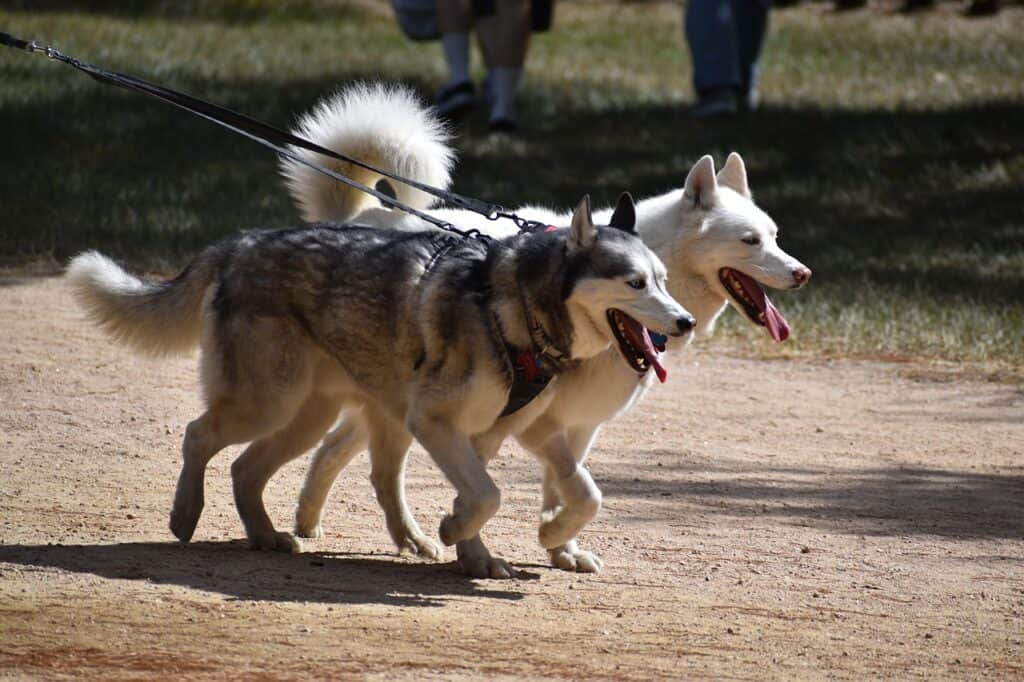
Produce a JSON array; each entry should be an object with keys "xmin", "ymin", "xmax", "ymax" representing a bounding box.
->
[{"xmin": 684, "ymin": 0, "xmax": 769, "ymax": 98}]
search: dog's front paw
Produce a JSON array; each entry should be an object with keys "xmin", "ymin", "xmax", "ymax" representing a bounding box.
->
[
  {"xmin": 538, "ymin": 469, "xmax": 602, "ymax": 549},
  {"xmin": 294, "ymin": 509, "xmax": 324, "ymax": 539},
  {"xmin": 438, "ymin": 490, "xmax": 500, "ymax": 546},
  {"xmin": 294, "ymin": 521, "xmax": 323, "ymax": 539},
  {"xmin": 438, "ymin": 515, "xmax": 457, "ymax": 546},
  {"xmin": 456, "ymin": 537, "xmax": 514, "ymax": 579},
  {"xmin": 549, "ymin": 540, "xmax": 602, "ymax": 573},
  {"xmin": 460, "ymin": 555, "xmax": 515, "ymax": 579},
  {"xmin": 169, "ymin": 500, "xmax": 203, "ymax": 543},
  {"xmin": 250, "ymin": 530, "xmax": 303, "ymax": 554},
  {"xmin": 399, "ymin": 533, "xmax": 443, "ymax": 560},
  {"xmin": 538, "ymin": 510, "xmax": 589, "ymax": 549}
]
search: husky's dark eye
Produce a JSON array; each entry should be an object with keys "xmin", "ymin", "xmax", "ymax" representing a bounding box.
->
[
  {"xmin": 742, "ymin": 236, "xmax": 761, "ymax": 246},
  {"xmin": 626, "ymin": 279, "xmax": 646, "ymax": 290}
]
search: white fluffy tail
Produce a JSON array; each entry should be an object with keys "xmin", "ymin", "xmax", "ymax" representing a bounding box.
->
[
  {"xmin": 281, "ymin": 82, "xmax": 455, "ymax": 223},
  {"xmin": 65, "ymin": 251, "xmax": 216, "ymax": 355}
]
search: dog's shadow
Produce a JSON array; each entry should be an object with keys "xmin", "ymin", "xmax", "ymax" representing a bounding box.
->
[{"xmin": 0, "ymin": 541, "xmax": 535, "ymax": 607}]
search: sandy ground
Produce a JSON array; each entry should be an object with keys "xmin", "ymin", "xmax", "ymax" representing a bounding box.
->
[{"xmin": 0, "ymin": 276, "xmax": 1021, "ymax": 680}]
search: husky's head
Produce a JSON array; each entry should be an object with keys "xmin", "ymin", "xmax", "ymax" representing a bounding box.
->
[
  {"xmin": 563, "ymin": 194, "xmax": 695, "ymax": 382},
  {"xmin": 675, "ymin": 153, "xmax": 812, "ymax": 342}
]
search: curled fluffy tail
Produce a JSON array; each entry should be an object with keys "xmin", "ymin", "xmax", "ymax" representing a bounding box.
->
[
  {"xmin": 65, "ymin": 250, "xmax": 218, "ymax": 355},
  {"xmin": 281, "ymin": 82, "xmax": 455, "ymax": 223}
]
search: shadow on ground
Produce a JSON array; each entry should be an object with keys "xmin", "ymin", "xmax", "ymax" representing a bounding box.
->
[
  {"xmin": 0, "ymin": 541, "xmax": 531, "ymax": 606},
  {"xmin": 1, "ymin": 65, "xmax": 1022, "ymax": 307},
  {"xmin": 601, "ymin": 456, "xmax": 1024, "ymax": 540}
]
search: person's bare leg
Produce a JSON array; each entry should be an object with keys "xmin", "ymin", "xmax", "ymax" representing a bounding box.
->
[
  {"xmin": 437, "ymin": 0, "xmax": 474, "ymax": 34},
  {"xmin": 436, "ymin": 0, "xmax": 477, "ymax": 115},
  {"xmin": 476, "ymin": 0, "xmax": 530, "ymax": 127}
]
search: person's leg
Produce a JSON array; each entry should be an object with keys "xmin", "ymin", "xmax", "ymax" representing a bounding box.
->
[
  {"xmin": 436, "ymin": 0, "xmax": 477, "ymax": 115},
  {"xmin": 733, "ymin": 0, "xmax": 769, "ymax": 110},
  {"xmin": 476, "ymin": 0, "xmax": 530, "ymax": 128},
  {"xmin": 684, "ymin": 0, "xmax": 741, "ymax": 115}
]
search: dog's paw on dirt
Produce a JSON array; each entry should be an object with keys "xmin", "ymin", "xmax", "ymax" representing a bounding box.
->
[
  {"xmin": 460, "ymin": 556, "xmax": 516, "ymax": 579},
  {"xmin": 549, "ymin": 540, "xmax": 602, "ymax": 573},
  {"xmin": 456, "ymin": 537, "xmax": 515, "ymax": 579},
  {"xmin": 293, "ymin": 518, "xmax": 323, "ymax": 539},
  {"xmin": 169, "ymin": 502, "xmax": 203, "ymax": 543},
  {"xmin": 398, "ymin": 533, "xmax": 443, "ymax": 560},
  {"xmin": 538, "ymin": 509, "xmax": 594, "ymax": 550},
  {"xmin": 250, "ymin": 530, "xmax": 303, "ymax": 554}
]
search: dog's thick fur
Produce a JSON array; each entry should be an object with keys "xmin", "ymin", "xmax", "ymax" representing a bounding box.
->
[
  {"xmin": 67, "ymin": 193, "xmax": 692, "ymax": 562},
  {"xmin": 279, "ymin": 84, "xmax": 812, "ymax": 577}
]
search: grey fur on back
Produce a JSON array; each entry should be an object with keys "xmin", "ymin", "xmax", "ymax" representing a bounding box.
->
[{"xmin": 196, "ymin": 222, "xmax": 637, "ymax": 412}]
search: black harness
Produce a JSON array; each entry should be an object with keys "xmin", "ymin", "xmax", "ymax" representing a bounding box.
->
[
  {"xmin": 418, "ymin": 236, "xmax": 569, "ymax": 418},
  {"xmin": 500, "ymin": 344, "xmax": 554, "ymax": 417}
]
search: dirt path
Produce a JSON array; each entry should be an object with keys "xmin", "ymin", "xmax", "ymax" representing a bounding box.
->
[{"xmin": 1, "ymin": 277, "xmax": 1021, "ymax": 680}]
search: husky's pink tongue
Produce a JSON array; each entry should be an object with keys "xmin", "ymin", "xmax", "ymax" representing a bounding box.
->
[
  {"xmin": 618, "ymin": 313, "xmax": 668, "ymax": 383},
  {"xmin": 639, "ymin": 328, "xmax": 669, "ymax": 383},
  {"xmin": 763, "ymin": 297, "xmax": 790, "ymax": 342},
  {"xmin": 726, "ymin": 268, "xmax": 791, "ymax": 343}
]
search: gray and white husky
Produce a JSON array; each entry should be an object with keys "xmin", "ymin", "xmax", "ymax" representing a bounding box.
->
[
  {"xmin": 65, "ymin": 190, "xmax": 693, "ymax": 559},
  {"xmin": 279, "ymin": 84, "xmax": 812, "ymax": 577}
]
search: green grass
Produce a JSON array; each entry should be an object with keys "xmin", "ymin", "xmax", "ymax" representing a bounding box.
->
[{"xmin": 2, "ymin": 0, "xmax": 1023, "ymax": 366}]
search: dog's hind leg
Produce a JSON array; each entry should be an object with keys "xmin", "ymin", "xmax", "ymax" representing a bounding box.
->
[
  {"xmin": 365, "ymin": 409, "xmax": 442, "ymax": 560},
  {"xmin": 232, "ymin": 391, "xmax": 343, "ymax": 553},
  {"xmin": 294, "ymin": 410, "xmax": 369, "ymax": 539},
  {"xmin": 170, "ymin": 401, "xmax": 291, "ymax": 543}
]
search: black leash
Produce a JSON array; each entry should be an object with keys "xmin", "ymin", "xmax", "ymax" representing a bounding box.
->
[{"xmin": 0, "ymin": 31, "xmax": 549, "ymax": 240}]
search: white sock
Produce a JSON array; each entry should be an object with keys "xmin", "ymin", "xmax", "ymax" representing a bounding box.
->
[
  {"xmin": 441, "ymin": 33, "xmax": 471, "ymax": 86},
  {"xmin": 488, "ymin": 67, "xmax": 522, "ymax": 122}
]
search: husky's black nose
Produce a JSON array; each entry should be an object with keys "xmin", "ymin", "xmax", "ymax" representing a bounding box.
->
[{"xmin": 676, "ymin": 315, "xmax": 696, "ymax": 334}]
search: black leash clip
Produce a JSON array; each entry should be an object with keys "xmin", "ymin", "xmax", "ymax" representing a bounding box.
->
[{"xmin": 498, "ymin": 211, "xmax": 549, "ymax": 234}]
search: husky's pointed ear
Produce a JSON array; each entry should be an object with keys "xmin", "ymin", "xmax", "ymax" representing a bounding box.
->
[
  {"xmin": 717, "ymin": 152, "xmax": 750, "ymax": 197},
  {"xmin": 683, "ymin": 155, "xmax": 718, "ymax": 209},
  {"xmin": 569, "ymin": 194, "xmax": 596, "ymax": 250},
  {"xmin": 608, "ymin": 192, "xmax": 637, "ymax": 234}
]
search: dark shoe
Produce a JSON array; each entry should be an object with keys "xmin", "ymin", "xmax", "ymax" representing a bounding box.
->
[
  {"xmin": 435, "ymin": 81, "xmax": 476, "ymax": 118},
  {"xmin": 691, "ymin": 89, "xmax": 738, "ymax": 118},
  {"xmin": 899, "ymin": 0, "xmax": 933, "ymax": 12},
  {"xmin": 488, "ymin": 117, "xmax": 519, "ymax": 134},
  {"xmin": 966, "ymin": 0, "xmax": 1000, "ymax": 15}
]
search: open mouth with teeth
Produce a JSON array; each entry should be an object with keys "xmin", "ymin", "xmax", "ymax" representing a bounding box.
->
[
  {"xmin": 719, "ymin": 267, "xmax": 791, "ymax": 342},
  {"xmin": 606, "ymin": 309, "xmax": 668, "ymax": 383}
]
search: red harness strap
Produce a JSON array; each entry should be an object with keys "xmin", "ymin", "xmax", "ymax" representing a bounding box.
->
[{"xmin": 516, "ymin": 349, "xmax": 543, "ymax": 381}]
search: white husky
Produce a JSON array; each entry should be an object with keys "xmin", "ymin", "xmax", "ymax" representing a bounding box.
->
[{"xmin": 280, "ymin": 84, "xmax": 812, "ymax": 577}]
